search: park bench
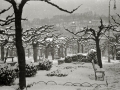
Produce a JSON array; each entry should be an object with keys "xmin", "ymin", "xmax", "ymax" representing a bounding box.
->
[
  {"xmin": 7, "ymin": 62, "xmax": 17, "ymax": 66},
  {"xmin": 91, "ymin": 60, "xmax": 105, "ymax": 81},
  {"xmin": 4, "ymin": 56, "xmax": 14, "ymax": 63}
]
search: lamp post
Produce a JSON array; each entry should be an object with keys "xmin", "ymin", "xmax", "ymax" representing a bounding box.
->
[{"xmin": 108, "ymin": 0, "xmax": 116, "ymax": 62}]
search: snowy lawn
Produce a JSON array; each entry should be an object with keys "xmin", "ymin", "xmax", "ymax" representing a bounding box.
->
[{"xmin": 0, "ymin": 56, "xmax": 120, "ymax": 90}]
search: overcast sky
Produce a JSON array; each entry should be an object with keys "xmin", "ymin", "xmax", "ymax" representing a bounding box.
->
[{"xmin": 0, "ymin": 0, "xmax": 120, "ymax": 20}]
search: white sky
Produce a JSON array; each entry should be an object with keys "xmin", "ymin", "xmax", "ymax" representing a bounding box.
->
[{"xmin": 0, "ymin": 0, "xmax": 120, "ymax": 20}]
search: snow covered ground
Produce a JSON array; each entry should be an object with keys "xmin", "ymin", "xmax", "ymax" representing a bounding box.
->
[{"xmin": 0, "ymin": 56, "xmax": 120, "ymax": 90}]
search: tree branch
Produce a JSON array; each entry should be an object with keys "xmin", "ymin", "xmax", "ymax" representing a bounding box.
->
[
  {"xmin": 23, "ymin": 25, "xmax": 54, "ymax": 43},
  {"xmin": 97, "ymin": 18, "xmax": 104, "ymax": 37},
  {"xmin": 0, "ymin": 5, "xmax": 12, "ymax": 14},
  {"xmin": 0, "ymin": 18, "xmax": 15, "ymax": 26},
  {"xmin": 43, "ymin": 0, "xmax": 82, "ymax": 14},
  {"xmin": 6, "ymin": 13, "xmax": 14, "ymax": 20},
  {"xmin": 111, "ymin": 15, "xmax": 120, "ymax": 26},
  {"xmin": 116, "ymin": 13, "xmax": 120, "ymax": 18}
]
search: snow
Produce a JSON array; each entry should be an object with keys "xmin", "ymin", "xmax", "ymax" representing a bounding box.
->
[
  {"xmin": 1, "ymin": 56, "xmax": 120, "ymax": 90},
  {"xmin": 15, "ymin": 0, "xmax": 22, "ymax": 3},
  {"xmin": 14, "ymin": 0, "xmax": 22, "ymax": 9},
  {"xmin": 46, "ymin": 38, "xmax": 53, "ymax": 42},
  {"xmin": 58, "ymin": 37, "xmax": 65, "ymax": 40}
]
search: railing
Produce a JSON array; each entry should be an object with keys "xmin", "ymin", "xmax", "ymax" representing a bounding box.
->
[{"xmin": 17, "ymin": 80, "xmax": 108, "ymax": 90}]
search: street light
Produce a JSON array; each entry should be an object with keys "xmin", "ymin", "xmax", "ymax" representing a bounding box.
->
[
  {"xmin": 108, "ymin": 0, "xmax": 116, "ymax": 24},
  {"xmin": 108, "ymin": 0, "xmax": 116, "ymax": 62}
]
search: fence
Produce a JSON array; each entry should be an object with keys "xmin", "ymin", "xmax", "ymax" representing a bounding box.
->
[{"xmin": 17, "ymin": 80, "xmax": 108, "ymax": 90}]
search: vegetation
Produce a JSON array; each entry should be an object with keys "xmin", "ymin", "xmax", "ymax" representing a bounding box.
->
[
  {"xmin": 65, "ymin": 19, "xmax": 116, "ymax": 68},
  {"xmin": 37, "ymin": 60, "xmax": 52, "ymax": 71},
  {"xmin": 64, "ymin": 49, "xmax": 96, "ymax": 63},
  {"xmin": 23, "ymin": 25, "xmax": 55, "ymax": 62},
  {"xmin": 0, "ymin": 0, "xmax": 119, "ymax": 90},
  {"xmin": 0, "ymin": 64, "xmax": 16, "ymax": 85},
  {"xmin": 47, "ymin": 69, "xmax": 68, "ymax": 77},
  {"xmin": 2, "ymin": 0, "xmax": 80, "ymax": 89},
  {"xmin": 25, "ymin": 63, "xmax": 37, "ymax": 77}
]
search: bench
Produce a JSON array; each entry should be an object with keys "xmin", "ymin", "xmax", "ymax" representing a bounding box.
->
[
  {"xmin": 4, "ymin": 56, "xmax": 14, "ymax": 63},
  {"xmin": 91, "ymin": 60, "xmax": 105, "ymax": 81},
  {"xmin": 7, "ymin": 62, "xmax": 17, "ymax": 66}
]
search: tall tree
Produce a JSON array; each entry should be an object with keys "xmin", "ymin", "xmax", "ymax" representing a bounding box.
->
[
  {"xmin": 41, "ymin": 33, "xmax": 61, "ymax": 60},
  {"xmin": 23, "ymin": 25, "xmax": 54, "ymax": 62},
  {"xmin": 0, "ymin": 28, "xmax": 15, "ymax": 62},
  {"xmin": 56, "ymin": 36, "xmax": 76, "ymax": 57},
  {"xmin": 0, "ymin": 6, "xmax": 15, "ymax": 61},
  {"xmin": 111, "ymin": 14, "xmax": 120, "ymax": 60},
  {"xmin": 65, "ymin": 19, "xmax": 115, "ymax": 68},
  {"xmin": 3, "ymin": 0, "xmax": 81, "ymax": 89}
]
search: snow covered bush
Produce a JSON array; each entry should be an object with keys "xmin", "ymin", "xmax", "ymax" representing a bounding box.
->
[
  {"xmin": 72, "ymin": 55, "xmax": 78, "ymax": 62},
  {"xmin": 37, "ymin": 60, "xmax": 52, "ymax": 70},
  {"xmin": 58, "ymin": 58, "xmax": 65, "ymax": 65},
  {"xmin": 46, "ymin": 69, "xmax": 68, "ymax": 77},
  {"xmin": 77, "ymin": 53, "xmax": 87, "ymax": 62},
  {"xmin": 65, "ymin": 49, "xmax": 97, "ymax": 63},
  {"xmin": 65, "ymin": 54, "xmax": 87, "ymax": 63},
  {"xmin": 65, "ymin": 56, "xmax": 72, "ymax": 63},
  {"xmin": 87, "ymin": 49, "xmax": 97, "ymax": 63},
  {"xmin": 25, "ymin": 63, "xmax": 37, "ymax": 77},
  {"xmin": 0, "ymin": 64, "xmax": 16, "ymax": 85},
  {"xmin": 15, "ymin": 63, "xmax": 37, "ymax": 77}
]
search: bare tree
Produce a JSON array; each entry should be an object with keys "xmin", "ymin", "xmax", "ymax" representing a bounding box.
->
[
  {"xmin": 23, "ymin": 25, "xmax": 55, "ymax": 62},
  {"xmin": 57, "ymin": 37, "xmax": 72, "ymax": 57},
  {"xmin": 0, "ymin": 6, "xmax": 15, "ymax": 61},
  {"xmin": 65, "ymin": 19, "xmax": 115, "ymax": 68},
  {"xmin": 56, "ymin": 36, "xmax": 78, "ymax": 57},
  {"xmin": 0, "ymin": 27, "xmax": 15, "ymax": 62},
  {"xmin": 3, "ymin": 0, "xmax": 81, "ymax": 89},
  {"xmin": 40, "ymin": 33, "xmax": 61, "ymax": 60},
  {"xmin": 111, "ymin": 14, "xmax": 120, "ymax": 60},
  {"xmin": 111, "ymin": 14, "xmax": 120, "ymax": 27}
]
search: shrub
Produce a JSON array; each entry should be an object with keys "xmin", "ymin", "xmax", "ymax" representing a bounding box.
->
[
  {"xmin": 77, "ymin": 54, "xmax": 87, "ymax": 62},
  {"xmin": 37, "ymin": 60, "xmax": 52, "ymax": 71},
  {"xmin": 72, "ymin": 55, "xmax": 78, "ymax": 62},
  {"xmin": 87, "ymin": 49, "xmax": 97, "ymax": 63},
  {"xmin": 25, "ymin": 63, "xmax": 37, "ymax": 77},
  {"xmin": 15, "ymin": 63, "xmax": 37, "ymax": 77},
  {"xmin": 65, "ymin": 53, "xmax": 88, "ymax": 63},
  {"xmin": 46, "ymin": 69, "xmax": 68, "ymax": 77},
  {"xmin": 0, "ymin": 64, "xmax": 16, "ymax": 85},
  {"xmin": 58, "ymin": 59, "xmax": 65, "ymax": 65},
  {"xmin": 77, "ymin": 54, "xmax": 83, "ymax": 61},
  {"xmin": 65, "ymin": 56, "xmax": 72, "ymax": 63}
]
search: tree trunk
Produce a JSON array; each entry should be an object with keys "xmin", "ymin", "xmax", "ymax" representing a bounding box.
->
[
  {"xmin": 96, "ymin": 38, "xmax": 102, "ymax": 68},
  {"xmin": 77, "ymin": 40, "xmax": 80, "ymax": 53},
  {"xmin": 14, "ymin": 9, "xmax": 26, "ymax": 89},
  {"xmin": 1, "ymin": 45, "xmax": 4, "ymax": 61},
  {"xmin": 72, "ymin": 45, "xmax": 74, "ymax": 54},
  {"xmin": 81, "ymin": 44, "xmax": 84, "ymax": 53},
  {"xmin": 61, "ymin": 45, "xmax": 64, "ymax": 58},
  {"xmin": 40, "ymin": 48, "xmax": 43, "ymax": 57},
  {"xmin": 65, "ymin": 47, "xmax": 67, "ymax": 56},
  {"xmin": 33, "ymin": 44, "xmax": 38, "ymax": 62},
  {"xmin": 4, "ymin": 47, "xmax": 9, "ymax": 63},
  {"xmin": 51, "ymin": 47, "xmax": 54, "ymax": 60},
  {"xmin": 58, "ymin": 47, "xmax": 60, "ymax": 58},
  {"xmin": 28, "ymin": 49, "xmax": 30, "ymax": 58},
  {"xmin": 111, "ymin": 46, "xmax": 116, "ymax": 60},
  {"xmin": 45, "ymin": 47, "xmax": 49, "ymax": 59}
]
